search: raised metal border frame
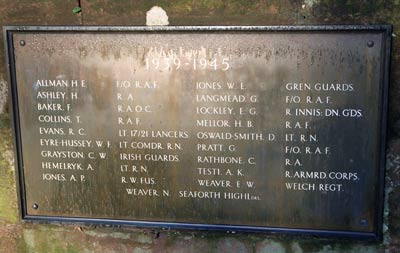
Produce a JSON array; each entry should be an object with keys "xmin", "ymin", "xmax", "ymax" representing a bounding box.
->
[{"xmin": 3, "ymin": 25, "xmax": 392, "ymax": 240}]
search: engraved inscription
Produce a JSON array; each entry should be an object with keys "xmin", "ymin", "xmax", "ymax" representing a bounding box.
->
[{"xmin": 11, "ymin": 30, "xmax": 387, "ymax": 234}]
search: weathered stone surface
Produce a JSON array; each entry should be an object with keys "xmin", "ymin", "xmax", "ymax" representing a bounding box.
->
[
  {"xmin": 146, "ymin": 6, "xmax": 169, "ymax": 26},
  {"xmin": 256, "ymin": 239, "xmax": 286, "ymax": 253},
  {"xmin": 81, "ymin": 0, "xmax": 294, "ymax": 26},
  {"xmin": 216, "ymin": 238, "xmax": 251, "ymax": 253},
  {"xmin": 0, "ymin": 79, "xmax": 7, "ymax": 114}
]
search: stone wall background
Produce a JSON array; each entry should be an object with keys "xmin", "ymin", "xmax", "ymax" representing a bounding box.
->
[{"xmin": 0, "ymin": 1, "xmax": 399, "ymax": 252}]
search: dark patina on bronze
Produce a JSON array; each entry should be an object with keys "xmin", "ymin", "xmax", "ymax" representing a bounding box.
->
[{"xmin": 3, "ymin": 25, "xmax": 391, "ymax": 239}]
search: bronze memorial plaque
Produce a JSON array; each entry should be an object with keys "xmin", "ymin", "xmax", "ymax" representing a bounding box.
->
[{"xmin": 4, "ymin": 26, "xmax": 391, "ymax": 238}]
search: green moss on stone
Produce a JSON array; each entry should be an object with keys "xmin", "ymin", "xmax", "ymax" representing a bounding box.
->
[
  {"xmin": 0, "ymin": 113, "xmax": 17, "ymax": 224},
  {"xmin": 298, "ymin": 240, "xmax": 327, "ymax": 252}
]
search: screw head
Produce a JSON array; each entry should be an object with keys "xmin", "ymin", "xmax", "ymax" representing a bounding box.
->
[
  {"xmin": 19, "ymin": 40, "xmax": 26, "ymax": 46},
  {"xmin": 359, "ymin": 219, "xmax": 368, "ymax": 226},
  {"xmin": 32, "ymin": 203, "xmax": 38, "ymax": 209},
  {"xmin": 367, "ymin": 41, "xmax": 374, "ymax": 47}
]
